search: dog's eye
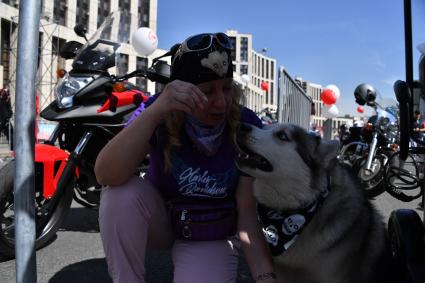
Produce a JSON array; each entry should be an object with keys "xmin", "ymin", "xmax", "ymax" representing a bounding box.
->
[{"xmin": 276, "ymin": 131, "xmax": 289, "ymax": 141}]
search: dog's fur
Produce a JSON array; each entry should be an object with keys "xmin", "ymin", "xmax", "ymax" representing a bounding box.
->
[{"xmin": 236, "ymin": 123, "xmax": 397, "ymax": 283}]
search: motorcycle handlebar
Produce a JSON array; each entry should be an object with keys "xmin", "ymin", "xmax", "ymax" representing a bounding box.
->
[{"xmin": 115, "ymin": 60, "xmax": 171, "ymax": 85}]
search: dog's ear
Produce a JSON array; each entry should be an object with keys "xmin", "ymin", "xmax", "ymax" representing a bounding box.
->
[{"xmin": 315, "ymin": 140, "xmax": 340, "ymax": 169}]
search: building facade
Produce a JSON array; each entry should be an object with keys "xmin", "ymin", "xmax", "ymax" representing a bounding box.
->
[
  {"xmin": 294, "ymin": 77, "xmax": 325, "ymax": 129},
  {"xmin": 0, "ymin": 0, "xmax": 159, "ymax": 110},
  {"xmin": 226, "ymin": 29, "xmax": 277, "ymax": 114}
]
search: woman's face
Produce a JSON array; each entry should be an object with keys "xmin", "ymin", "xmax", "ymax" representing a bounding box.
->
[{"xmin": 192, "ymin": 78, "xmax": 234, "ymax": 126}]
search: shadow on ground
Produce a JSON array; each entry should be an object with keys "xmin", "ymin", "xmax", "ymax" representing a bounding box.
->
[
  {"xmin": 48, "ymin": 251, "xmax": 254, "ymax": 283},
  {"xmin": 51, "ymin": 206, "xmax": 254, "ymax": 282},
  {"xmin": 59, "ymin": 207, "xmax": 100, "ymax": 233}
]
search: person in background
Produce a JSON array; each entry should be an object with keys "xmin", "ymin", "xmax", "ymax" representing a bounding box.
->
[
  {"xmin": 0, "ymin": 85, "xmax": 13, "ymax": 142},
  {"xmin": 413, "ymin": 110, "xmax": 425, "ymax": 133},
  {"xmin": 95, "ymin": 32, "xmax": 277, "ymax": 283}
]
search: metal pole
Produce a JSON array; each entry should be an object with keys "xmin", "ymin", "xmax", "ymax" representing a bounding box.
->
[
  {"xmin": 14, "ymin": 0, "xmax": 41, "ymax": 282},
  {"xmin": 403, "ymin": 0, "xmax": 413, "ymax": 86},
  {"xmin": 403, "ymin": 0, "xmax": 413, "ymax": 111}
]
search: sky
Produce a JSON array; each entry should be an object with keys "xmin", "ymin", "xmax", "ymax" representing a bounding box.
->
[{"xmin": 155, "ymin": 0, "xmax": 425, "ymax": 117}]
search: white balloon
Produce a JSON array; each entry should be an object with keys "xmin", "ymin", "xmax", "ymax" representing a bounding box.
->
[
  {"xmin": 131, "ymin": 27, "xmax": 158, "ymax": 56},
  {"xmin": 322, "ymin": 104, "xmax": 339, "ymax": 118},
  {"xmin": 325, "ymin": 84, "xmax": 340, "ymax": 101},
  {"xmin": 241, "ymin": 74, "xmax": 250, "ymax": 84}
]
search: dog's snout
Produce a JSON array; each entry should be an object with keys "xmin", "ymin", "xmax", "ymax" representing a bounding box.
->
[{"xmin": 238, "ymin": 123, "xmax": 252, "ymax": 133}]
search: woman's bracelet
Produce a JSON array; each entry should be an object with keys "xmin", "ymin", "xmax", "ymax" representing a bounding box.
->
[{"xmin": 255, "ymin": 272, "xmax": 277, "ymax": 281}]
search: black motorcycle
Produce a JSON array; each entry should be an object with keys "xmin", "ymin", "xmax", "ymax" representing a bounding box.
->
[
  {"xmin": 339, "ymin": 84, "xmax": 400, "ymax": 198},
  {"xmin": 0, "ymin": 11, "xmax": 170, "ymax": 258},
  {"xmin": 354, "ymin": 101, "xmax": 399, "ymax": 197}
]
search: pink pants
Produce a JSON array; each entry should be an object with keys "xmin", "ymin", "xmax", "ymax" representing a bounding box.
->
[{"xmin": 99, "ymin": 176, "xmax": 240, "ymax": 283}]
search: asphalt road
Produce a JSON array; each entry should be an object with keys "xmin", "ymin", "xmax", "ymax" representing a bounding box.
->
[
  {"xmin": 0, "ymin": 194, "xmax": 253, "ymax": 283},
  {"xmin": 0, "ymin": 164, "xmax": 423, "ymax": 282}
]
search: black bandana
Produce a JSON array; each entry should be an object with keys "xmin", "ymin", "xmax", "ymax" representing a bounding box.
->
[{"xmin": 258, "ymin": 179, "xmax": 330, "ymax": 257}]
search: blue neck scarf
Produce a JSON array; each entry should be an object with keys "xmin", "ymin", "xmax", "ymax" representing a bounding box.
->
[{"xmin": 184, "ymin": 115, "xmax": 226, "ymax": 156}]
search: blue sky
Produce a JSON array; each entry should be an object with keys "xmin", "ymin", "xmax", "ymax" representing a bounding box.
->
[{"xmin": 156, "ymin": 0, "xmax": 425, "ymax": 116}]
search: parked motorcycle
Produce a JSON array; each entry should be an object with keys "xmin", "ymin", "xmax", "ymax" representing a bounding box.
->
[
  {"xmin": 0, "ymin": 11, "xmax": 170, "ymax": 258},
  {"xmin": 338, "ymin": 122, "xmax": 368, "ymax": 167},
  {"xmin": 339, "ymin": 84, "xmax": 400, "ymax": 198}
]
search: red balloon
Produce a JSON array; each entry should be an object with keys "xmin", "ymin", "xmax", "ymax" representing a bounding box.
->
[
  {"xmin": 320, "ymin": 89, "xmax": 337, "ymax": 105},
  {"xmin": 357, "ymin": 106, "xmax": 364, "ymax": 113},
  {"xmin": 261, "ymin": 82, "xmax": 269, "ymax": 91}
]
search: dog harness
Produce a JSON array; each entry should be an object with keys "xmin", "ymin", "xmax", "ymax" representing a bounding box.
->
[{"xmin": 258, "ymin": 179, "xmax": 330, "ymax": 256}]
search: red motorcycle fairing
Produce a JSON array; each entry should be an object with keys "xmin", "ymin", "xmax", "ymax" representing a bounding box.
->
[{"xmin": 34, "ymin": 144, "xmax": 69, "ymax": 199}]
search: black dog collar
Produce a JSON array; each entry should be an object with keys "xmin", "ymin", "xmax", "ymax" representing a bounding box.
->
[{"xmin": 258, "ymin": 176, "xmax": 331, "ymax": 256}]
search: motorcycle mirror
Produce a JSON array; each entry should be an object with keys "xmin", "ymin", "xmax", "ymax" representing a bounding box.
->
[
  {"xmin": 59, "ymin": 41, "xmax": 84, "ymax": 59},
  {"xmin": 146, "ymin": 60, "xmax": 170, "ymax": 84},
  {"xmin": 74, "ymin": 24, "xmax": 88, "ymax": 41},
  {"xmin": 394, "ymin": 80, "xmax": 411, "ymax": 161}
]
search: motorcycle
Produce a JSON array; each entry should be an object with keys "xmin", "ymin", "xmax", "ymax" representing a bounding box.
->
[
  {"xmin": 0, "ymin": 11, "xmax": 170, "ymax": 258},
  {"xmin": 338, "ymin": 122, "xmax": 368, "ymax": 167},
  {"xmin": 354, "ymin": 99, "xmax": 399, "ymax": 197},
  {"xmin": 339, "ymin": 85, "xmax": 400, "ymax": 198}
]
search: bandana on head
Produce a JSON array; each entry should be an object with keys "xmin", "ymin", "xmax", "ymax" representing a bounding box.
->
[
  {"xmin": 184, "ymin": 115, "xmax": 226, "ymax": 156},
  {"xmin": 170, "ymin": 37, "xmax": 233, "ymax": 85}
]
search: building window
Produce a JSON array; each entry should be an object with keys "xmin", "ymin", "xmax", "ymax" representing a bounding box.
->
[
  {"xmin": 261, "ymin": 58, "xmax": 264, "ymax": 77},
  {"xmin": 229, "ymin": 36, "xmax": 236, "ymax": 62},
  {"xmin": 1, "ymin": 19, "xmax": 12, "ymax": 86},
  {"xmin": 271, "ymin": 61, "xmax": 274, "ymax": 79},
  {"xmin": 53, "ymin": 0, "xmax": 67, "ymax": 26},
  {"xmin": 266, "ymin": 60, "xmax": 269, "ymax": 79},
  {"xmin": 76, "ymin": 0, "xmax": 90, "ymax": 30},
  {"xmin": 138, "ymin": 0, "xmax": 150, "ymax": 27},
  {"xmin": 52, "ymin": 36, "xmax": 67, "ymax": 70},
  {"xmin": 136, "ymin": 57, "xmax": 148, "ymax": 90},
  {"xmin": 97, "ymin": 0, "xmax": 111, "ymax": 28},
  {"xmin": 240, "ymin": 37, "xmax": 248, "ymax": 62},
  {"xmin": 240, "ymin": 64, "xmax": 248, "ymax": 75},
  {"xmin": 119, "ymin": 0, "xmax": 131, "ymax": 42},
  {"xmin": 271, "ymin": 82, "xmax": 274, "ymax": 104}
]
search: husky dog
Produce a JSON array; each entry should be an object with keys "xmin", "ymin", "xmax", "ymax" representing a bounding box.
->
[{"xmin": 236, "ymin": 123, "xmax": 397, "ymax": 283}]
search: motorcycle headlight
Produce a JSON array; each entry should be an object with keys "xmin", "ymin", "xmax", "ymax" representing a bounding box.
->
[
  {"xmin": 378, "ymin": 117, "xmax": 390, "ymax": 131},
  {"xmin": 55, "ymin": 73, "xmax": 94, "ymax": 109}
]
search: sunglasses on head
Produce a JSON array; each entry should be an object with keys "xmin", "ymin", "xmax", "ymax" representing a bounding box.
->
[{"xmin": 182, "ymin": 33, "xmax": 233, "ymax": 52}]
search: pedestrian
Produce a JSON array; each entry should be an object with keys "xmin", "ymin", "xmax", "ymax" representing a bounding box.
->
[
  {"xmin": 413, "ymin": 110, "xmax": 425, "ymax": 132},
  {"xmin": 411, "ymin": 110, "xmax": 425, "ymax": 146},
  {"xmin": 0, "ymin": 86, "xmax": 13, "ymax": 142},
  {"xmin": 95, "ymin": 32, "xmax": 277, "ymax": 283}
]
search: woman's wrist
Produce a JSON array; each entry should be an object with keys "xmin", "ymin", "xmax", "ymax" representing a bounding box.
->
[{"xmin": 255, "ymin": 271, "xmax": 277, "ymax": 282}]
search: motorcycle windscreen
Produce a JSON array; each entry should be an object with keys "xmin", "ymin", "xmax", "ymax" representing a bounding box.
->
[
  {"xmin": 71, "ymin": 10, "xmax": 131, "ymax": 72},
  {"xmin": 72, "ymin": 39, "xmax": 121, "ymax": 71}
]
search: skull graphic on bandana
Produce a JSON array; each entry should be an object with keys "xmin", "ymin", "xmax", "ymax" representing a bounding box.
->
[{"xmin": 200, "ymin": 50, "xmax": 229, "ymax": 77}]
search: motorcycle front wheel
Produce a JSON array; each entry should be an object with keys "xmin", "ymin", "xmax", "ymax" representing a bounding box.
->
[
  {"xmin": 353, "ymin": 154, "xmax": 387, "ymax": 198},
  {"xmin": 0, "ymin": 160, "xmax": 74, "ymax": 259}
]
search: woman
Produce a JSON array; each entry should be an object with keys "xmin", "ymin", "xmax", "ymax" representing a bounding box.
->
[{"xmin": 95, "ymin": 32, "xmax": 277, "ymax": 283}]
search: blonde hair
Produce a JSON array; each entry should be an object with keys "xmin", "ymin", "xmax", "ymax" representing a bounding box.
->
[{"xmin": 162, "ymin": 82, "xmax": 244, "ymax": 171}]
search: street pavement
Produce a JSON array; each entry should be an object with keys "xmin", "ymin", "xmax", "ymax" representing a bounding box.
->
[{"xmin": 0, "ymin": 155, "xmax": 423, "ymax": 283}]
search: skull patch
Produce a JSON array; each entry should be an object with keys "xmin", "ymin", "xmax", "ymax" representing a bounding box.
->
[{"xmin": 282, "ymin": 214, "xmax": 306, "ymax": 235}]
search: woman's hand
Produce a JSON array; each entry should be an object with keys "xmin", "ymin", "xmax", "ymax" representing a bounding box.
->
[
  {"xmin": 236, "ymin": 176, "xmax": 277, "ymax": 282},
  {"xmin": 150, "ymin": 80, "xmax": 208, "ymax": 117}
]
